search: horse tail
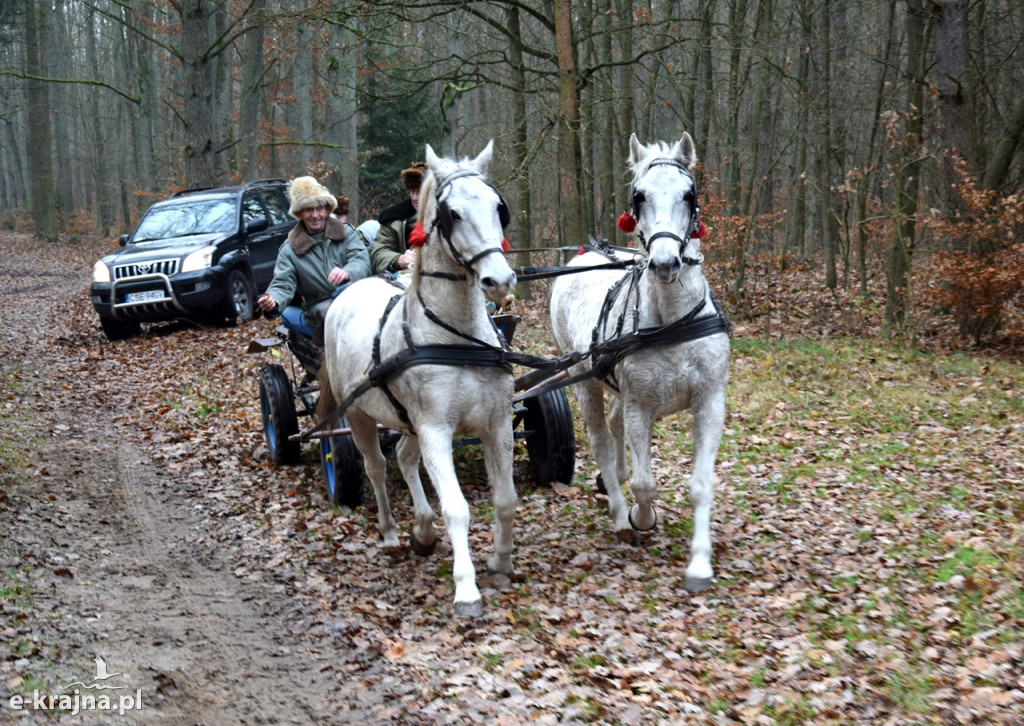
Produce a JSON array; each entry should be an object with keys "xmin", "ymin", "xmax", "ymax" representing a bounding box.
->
[{"xmin": 315, "ymin": 356, "xmax": 338, "ymax": 423}]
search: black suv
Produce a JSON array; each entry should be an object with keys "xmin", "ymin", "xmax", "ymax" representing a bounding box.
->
[{"xmin": 90, "ymin": 179, "xmax": 293, "ymax": 340}]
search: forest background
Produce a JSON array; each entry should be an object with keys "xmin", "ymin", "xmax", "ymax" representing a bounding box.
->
[{"xmin": 1, "ymin": 0, "xmax": 1023, "ymax": 347}]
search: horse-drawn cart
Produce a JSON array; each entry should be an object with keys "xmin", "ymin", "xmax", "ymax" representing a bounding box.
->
[{"xmin": 248, "ymin": 312, "xmax": 576, "ymax": 509}]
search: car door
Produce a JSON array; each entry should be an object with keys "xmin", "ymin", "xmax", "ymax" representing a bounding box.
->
[{"xmin": 243, "ymin": 190, "xmax": 286, "ymax": 291}]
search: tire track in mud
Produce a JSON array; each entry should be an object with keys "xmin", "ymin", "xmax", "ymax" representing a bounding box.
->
[{"xmin": 1, "ymin": 240, "xmax": 367, "ymax": 725}]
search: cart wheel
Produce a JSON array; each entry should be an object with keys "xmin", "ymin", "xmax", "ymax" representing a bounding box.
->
[
  {"xmin": 259, "ymin": 364, "xmax": 300, "ymax": 465},
  {"xmin": 320, "ymin": 416, "xmax": 364, "ymax": 508},
  {"xmin": 522, "ymin": 387, "xmax": 576, "ymax": 485}
]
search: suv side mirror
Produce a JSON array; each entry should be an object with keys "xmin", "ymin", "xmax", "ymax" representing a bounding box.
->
[
  {"xmin": 119, "ymin": 234, "xmax": 130, "ymax": 247},
  {"xmin": 245, "ymin": 217, "xmax": 269, "ymax": 233}
]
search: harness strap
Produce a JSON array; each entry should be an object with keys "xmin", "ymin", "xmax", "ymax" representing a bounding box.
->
[
  {"xmin": 297, "ymin": 343, "xmax": 515, "ymax": 443},
  {"xmin": 514, "ymin": 258, "xmax": 636, "ymax": 282}
]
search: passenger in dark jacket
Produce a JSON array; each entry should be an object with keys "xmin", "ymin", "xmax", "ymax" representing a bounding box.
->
[{"xmin": 370, "ymin": 162, "xmax": 426, "ymax": 274}]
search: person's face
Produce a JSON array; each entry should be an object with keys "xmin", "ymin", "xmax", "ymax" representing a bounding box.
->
[
  {"xmin": 410, "ymin": 188, "xmax": 421, "ymax": 209},
  {"xmin": 298, "ymin": 204, "xmax": 329, "ymax": 234}
]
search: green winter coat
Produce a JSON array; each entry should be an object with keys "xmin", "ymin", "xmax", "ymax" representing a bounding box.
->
[
  {"xmin": 370, "ymin": 198, "xmax": 417, "ymax": 274},
  {"xmin": 264, "ymin": 216, "xmax": 371, "ymax": 318}
]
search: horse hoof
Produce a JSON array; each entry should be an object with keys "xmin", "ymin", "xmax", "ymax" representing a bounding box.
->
[
  {"xmin": 627, "ymin": 505, "xmax": 657, "ymax": 532},
  {"xmin": 453, "ymin": 599, "xmax": 484, "ymax": 619},
  {"xmin": 684, "ymin": 577, "xmax": 712, "ymax": 593},
  {"xmin": 410, "ymin": 532, "xmax": 437, "ymax": 557}
]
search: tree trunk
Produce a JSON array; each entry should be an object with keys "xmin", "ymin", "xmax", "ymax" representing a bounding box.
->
[
  {"xmin": 295, "ymin": 20, "xmax": 313, "ymax": 172},
  {"xmin": 25, "ymin": 0, "xmax": 56, "ymax": 239},
  {"xmin": 239, "ymin": 0, "xmax": 266, "ymax": 180},
  {"xmin": 86, "ymin": 6, "xmax": 112, "ymax": 234},
  {"xmin": 554, "ymin": 0, "xmax": 583, "ymax": 247},
  {"xmin": 329, "ymin": 19, "xmax": 359, "ymax": 218},
  {"xmin": 179, "ymin": 0, "xmax": 218, "ymax": 188},
  {"xmin": 785, "ymin": 0, "xmax": 812, "ymax": 262},
  {"xmin": 50, "ymin": 0, "xmax": 73, "ymax": 217},
  {"xmin": 933, "ymin": 0, "xmax": 974, "ymax": 179},
  {"xmin": 507, "ymin": 5, "xmax": 533, "ymax": 300},
  {"xmin": 818, "ymin": 2, "xmax": 837, "ymax": 289},
  {"xmin": 885, "ymin": 0, "xmax": 928, "ymax": 337},
  {"xmin": 615, "ymin": 0, "xmax": 635, "ymax": 245}
]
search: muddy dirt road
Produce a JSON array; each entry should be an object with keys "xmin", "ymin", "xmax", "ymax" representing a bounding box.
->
[{"xmin": 0, "ymin": 238, "xmax": 355, "ymax": 724}]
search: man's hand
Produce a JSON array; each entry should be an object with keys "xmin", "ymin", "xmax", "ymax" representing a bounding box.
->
[
  {"xmin": 393, "ymin": 249, "xmax": 417, "ymax": 271},
  {"xmin": 257, "ymin": 293, "xmax": 277, "ymax": 312},
  {"xmin": 328, "ymin": 267, "xmax": 350, "ymax": 286}
]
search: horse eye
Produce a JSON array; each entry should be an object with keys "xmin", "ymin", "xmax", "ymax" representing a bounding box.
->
[
  {"xmin": 632, "ymin": 192, "xmax": 645, "ymax": 207},
  {"xmin": 450, "ymin": 210, "xmax": 461, "ymax": 221},
  {"xmin": 683, "ymin": 191, "xmax": 695, "ymax": 204}
]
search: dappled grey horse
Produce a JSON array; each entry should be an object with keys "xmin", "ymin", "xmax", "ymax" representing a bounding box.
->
[
  {"xmin": 549, "ymin": 132, "xmax": 730, "ymax": 592},
  {"xmin": 317, "ymin": 142, "xmax": 517, "ymax": 617}
]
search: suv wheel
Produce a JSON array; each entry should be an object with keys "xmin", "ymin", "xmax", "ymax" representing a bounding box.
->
[
  {"xmin": 222, "ymin": 268, "xmax": 256, "ymax": 323},
  {"xmin": 99, "ymin": 316, "xmax": 141, "ymax": 341}
]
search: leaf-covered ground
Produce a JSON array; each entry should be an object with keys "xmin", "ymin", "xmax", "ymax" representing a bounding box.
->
[{"xmin": 2, "ymin": 232, "xmax": 1022, "ymax": 725}]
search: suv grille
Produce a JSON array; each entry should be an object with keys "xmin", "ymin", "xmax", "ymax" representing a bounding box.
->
[{"xmin": 114, "ymin": 258, "xmax": 179, "ymax": 280}]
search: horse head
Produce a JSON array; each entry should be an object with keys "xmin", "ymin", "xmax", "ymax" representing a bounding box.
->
[
  {"xmin": 627, "ymin": 132, "xmax": 702, "ymax": 284},
  {"xmin": 418, "ymin": 141, "xmax": 516, "ymax": 304}
]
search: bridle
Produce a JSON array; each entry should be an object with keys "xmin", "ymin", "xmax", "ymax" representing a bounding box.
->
[
  {"xmin": 630, "ymin": 158, "xmax": 704, "ymax": 267},
  {"xmin": 421, "ymin": 169, "xmax": 510, "ymax": 282}
]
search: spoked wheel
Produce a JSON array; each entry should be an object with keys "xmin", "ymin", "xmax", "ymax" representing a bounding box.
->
[
  {"xmin": 259, "ymin": 364, "xmax": 300, "ymax": 465},
  {"xmin": 320, "ymin": 415, "xmax": 364, "ymax": 508},
  {"xmin": 522, "ymin": 387, "xmax": 576, "ymax": 485}
]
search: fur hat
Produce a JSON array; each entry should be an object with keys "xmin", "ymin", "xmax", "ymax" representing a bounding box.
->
[
  {"xmin": 288, "ymin": 176, "xmax": 337, "ymax": 218},
  {"xmin": 401, "ymin": 162, "xmax": 427, "ymax": 190},
  {"xmin": 334, "ymin": 195, "xmax": 350, "ymax": 216}
]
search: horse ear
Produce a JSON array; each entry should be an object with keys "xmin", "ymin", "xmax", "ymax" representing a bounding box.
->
[
  {"xmin": 678, "ymin": 132, "xmax": 698, "ymax": 170},
  {"xmin": 472, "ymin": 140, "xmax": 494, "ymax": 174},
  {"xmin": 425, "ymin": 144, "xmax": 441, "ymax": 171},
  {"xmin": 628, "ymin": 133, "xmax": 644, "ymax": 166}
]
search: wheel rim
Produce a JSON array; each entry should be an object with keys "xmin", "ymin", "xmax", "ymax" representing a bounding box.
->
[
  {"xmin": 321, "ymin": 438, "xmax": 338, "ymax": 502},
  {"xmin": 232, "ymin": 276, "xmax": 251, "ymax": 316},
  {"xmin": 260, "ymin": 386, "xmax": 277, "ymax": 455}
]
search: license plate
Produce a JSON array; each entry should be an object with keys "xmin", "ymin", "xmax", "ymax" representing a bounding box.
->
[{"xmin": 126, "ymin": 290, "xmax": 166, "ymax": 303}]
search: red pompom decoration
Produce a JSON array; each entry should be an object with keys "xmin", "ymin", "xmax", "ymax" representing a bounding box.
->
[
  {"xmin": 691, "ymin": 219, "xmax": 707, "ymax": 239},
  {"xmin": 577, "ymin": 246, "xmax": 586, "ymax": 256},
  {"xmin": 408, "ymin": 222, "xmax": 427, "ymax": 247},
  {"xmin": 502, "ymin": 236, "xmax": 510, "ymax": 252},
  {"xmin": 617, "ymin": 212, "xmax": 637, "ymax": 233}
]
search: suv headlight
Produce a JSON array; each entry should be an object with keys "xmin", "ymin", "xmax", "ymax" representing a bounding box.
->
[
  {"xmin": 93, "ymin": 261, "xmax": 111, "ymax": 283},
  {"xmin": 181, "ymin": 246, "xmax": 215, "ymax": 272}
]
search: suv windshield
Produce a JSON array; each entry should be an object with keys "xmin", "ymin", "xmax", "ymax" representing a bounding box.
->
[{"xmin": 133, "ymin": 198, "xmax": 237, "ymax": 242}]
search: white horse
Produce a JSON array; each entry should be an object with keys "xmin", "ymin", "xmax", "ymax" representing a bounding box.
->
[
  {"xmin": 549, "ymin": 132, "xmax": 730, "ymax": 592},
  {"xmin": 317, "ymin": 142, "xmax": 517, "ymax": 618}
]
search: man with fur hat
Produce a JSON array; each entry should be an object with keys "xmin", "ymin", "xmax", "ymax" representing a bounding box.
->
[
  {"xmin": 370, "ymin": 161, "xmax": 426, "ymax": 274},
  {"xmin": 257, "ymin": 176, "xmax": 371, "ymax": 345}
]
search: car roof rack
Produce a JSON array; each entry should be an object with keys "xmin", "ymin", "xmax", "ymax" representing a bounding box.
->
[
  {"xmin": 170, "ymin": 186, "xmax": 218, "ymax": 197},
  {"xmin": 246, "ymin": 178, "xmax": 289, "ymax": 188}
]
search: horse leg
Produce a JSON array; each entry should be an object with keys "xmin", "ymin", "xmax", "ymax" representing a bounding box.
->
[
  {"xmin": 622, "ymin": 405, "xmax": 658, "ymax": 533},
  {"xmin": 417, "ymin": 429, "xmax": 482, "ymax": 618},
  {"xmin": 348, "ymin": 411, "xmax": 399, "ymax": 550},
  {"xmin": 395, "ymin": 435, "xmax": 438, "ymax": 556},
  {"xmin": 577, "ymin": 382, "xmax": 631, "ymax": 537},
  {"xmin": 607, "ymin": 396, "xmax": 629, "ymax": 483},
  {"xmin": 684, "ymin": 392, "xmax": 726, "ymax": 592},
  {"xmin": 479, "ymin": 423, "xmax": 516, "ymax": 575}
]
